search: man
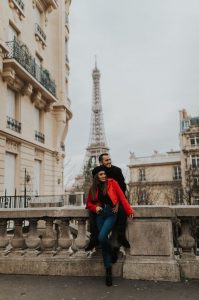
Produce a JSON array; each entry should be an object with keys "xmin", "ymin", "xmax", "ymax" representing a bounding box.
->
[{"xmin": 85, "ymin": 153, "xmax": 130, "ymax": 251}]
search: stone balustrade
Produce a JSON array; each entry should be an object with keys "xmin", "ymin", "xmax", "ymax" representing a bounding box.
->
[{"xmin": 0, "ymin": 206, "xmax": 198, "ymax": 281}]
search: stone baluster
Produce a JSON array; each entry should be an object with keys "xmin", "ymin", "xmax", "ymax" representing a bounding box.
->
[
  {"xmin": 57, "ymin": 219, "xmax": 72, "ymax": 256},
  {"xmin": 11, "ymin": 219, "xmax": 25, "ymax": 255},
  {"xmin": 0, "ymin": 220, "xmax": 9, "ymax": 254},
  {"xmin": 177, "ymin": 218, "xmax": 196, "ymax": 259},
  {"xmin": 41, "ymin": 218, "xmax": 56, "ymax": 255},
  {"xmin": 25, "ymin": 219, "xmax": 41, "ymax": 255},
  {"xmin": 72, "ymin": 218, "xmax": 88, "ymax": 256}
]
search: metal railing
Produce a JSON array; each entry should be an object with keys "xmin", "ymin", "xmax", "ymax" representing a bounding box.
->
[
  {"xmin": 35, "ymin": 23, "xmax": 47, "ymax": 42},
  {"xmin": 35, "ymin": 130, "xmax": 45, "ymax": 143},
  {"xmin": 6, "ymin": 116, "xmax": 21, "ymax": 133},
  {"xmin": 0, "ymin": 195, "xmax": 30, "ymax": 208},
  {"xmin": 13, "ymin": 0, "xmax": 24, "ymax": 11},
  {"xmin": 5, "ymin": 39, "xmax": 56, "ymax": 97}
]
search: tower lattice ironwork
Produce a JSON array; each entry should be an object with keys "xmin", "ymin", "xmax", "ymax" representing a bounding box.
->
[
  {"xmin": 85, "ymin": 60, "xmax": 109, "ymax": 166},
  {"xmin": 73, "ymin": 61, "xmax": 109, "ymax": 193}
]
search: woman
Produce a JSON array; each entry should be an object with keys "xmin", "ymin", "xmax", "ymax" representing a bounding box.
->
[{"xmin": 86, "ymin": 166, "xmax": 134, "ymax": 286}]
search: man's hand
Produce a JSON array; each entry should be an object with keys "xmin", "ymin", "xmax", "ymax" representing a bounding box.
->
[
  {"xmin": 112, "ymin": 202, "xmax": 119, "ymax": 213},
  {"xmin": 96, "ymin": 206, "xmax": 103, "ymax": 214}
]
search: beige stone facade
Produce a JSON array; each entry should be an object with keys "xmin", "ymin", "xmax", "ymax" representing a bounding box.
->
[
  {"xmin": 128, "ymin": 151, "xmax": 182, "ymax": 205},
  {"xmin": 0, "ymin": 0, "xmax": 72, "ymax": 196},
  {"xmin": 128, "ymin": 109, "xmax": 199, "ymax": 205}
]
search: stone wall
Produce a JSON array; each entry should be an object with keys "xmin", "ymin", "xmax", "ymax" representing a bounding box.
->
[{"xmin": 0, "ymin": 206, "xmax": 198, "ymax": 281}]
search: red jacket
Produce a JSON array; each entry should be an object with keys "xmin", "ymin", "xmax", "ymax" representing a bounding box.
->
[{"xmin": 86, "ymin": 178, "xmax": 134, "ymax": 217}]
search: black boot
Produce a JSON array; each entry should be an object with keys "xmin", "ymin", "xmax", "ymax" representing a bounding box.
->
[
  {"xmin": 118, "ymin": 236, "xmax": 130, "ymax": 248},
  {"xmin": 105, "ymin": 267, "xmax": 112, "ymax": 286},
  {"xmin": 111, "ymin": 247, "xmax": 119, "ymax": 264},
  {"xmin": 85, "ymin": 239, "xmax": 98, "ymax": 252}
]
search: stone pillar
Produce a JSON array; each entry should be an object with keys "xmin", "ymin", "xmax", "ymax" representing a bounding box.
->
[
  {"xmin": 0, "ymin": 220, "xmax": 9, "ymax": 253},
  {"xmin": 41, "ymin": 218, "xmax": 56, "ymax": 254},
  {"xmin": 123, "ymin": 207, "xmax": 180, "ymax": 282},
  {"xmin": 72, "ymin": 219, "xmax": 87, "ymax": 256},
  {"xmin": 25, "ymin": 219, "xmax": 41, "ymax": 255},
  {"xmin": 58, "ymin": 219, "xmax": 72, "ymax": 256},
  {"xmin": 11, "ymin": 219, "xmax": 25, "ymax": 254},
  {"xmin": 178, "ymin": 218, "xmax": 195, "ymax": 259}
]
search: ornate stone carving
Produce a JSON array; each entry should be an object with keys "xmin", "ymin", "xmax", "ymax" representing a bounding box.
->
[
  {"xmin": 22, "ymin": 83, "xmax": 33, "ymax": 96},
  {"xmin": 31, "ymin": 91, "xmax": 46, "ymax": 109},
  {"xmin": 2, "ymin": 66, "xmax": 16, "ymax": 85},
  {"xmin": 6, "ymin": 140, "xmax": 19, "ymax": 154}
]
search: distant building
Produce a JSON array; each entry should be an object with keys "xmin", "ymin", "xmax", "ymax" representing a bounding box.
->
[
  {"xmin": 128, "ymin": 151, "xmax": 182, "ymax": 205},
  {"xmin": 128, "ymin": 109, "xmax": 199, "ymax": 205},
  {"xmin": 0, "ymin": 0, "xmax": 72, "ymax": 197}
]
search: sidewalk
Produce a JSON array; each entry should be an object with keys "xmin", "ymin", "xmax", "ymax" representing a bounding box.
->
[{"xmin": 0, "ymin": 275, "xmax": 199, "ymax": 300}]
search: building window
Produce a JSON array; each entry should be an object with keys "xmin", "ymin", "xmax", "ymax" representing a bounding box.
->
[
  {"xmin": 6, "ymin": 88, "xmax": 21, "ymax": 133},
  {"xmin": 33, "ymin": 159, "xmax": 41, "ymax": 196},
  {"xmin": 182, "ymin": 120, "xmax": 190, "ymax": 131},
  {"xmin": 173, "ymin": 166, "xmax": 181, "ymax": 180},
  {"xmin": 193, "ymin": 177, "xmax": 199, "ymax": 187},
  {"xmin": 34, "ymin": 107, "xmax": 44, "ymax": 143},
  {"xmin": 5, "ymin": 152, "xmax": 16, "ymax": 196},
  {"xmin": 175, "ymin": 189, "xmax": 183, "ymax": 205},
  {"xmin": 138, "ymin": 191, "xmax": 146, "ymax": 204},
  {"xmin": 139, "ymin": 168, "xmax": 146, "ymax": 181},
  {"xmin": 8, "ymin": 23, "xmax": 18, "ymax": 41},
  {"xmin": 34, "ymin": 6, "xmax": 46, "ymax": 46},
  {"xmin": 190, "ymin": 137, "xmax": 199, "ymax": 146},
  {"xmin": 191, "ymin": 155, "xmax": 199, "ymax": 168}
]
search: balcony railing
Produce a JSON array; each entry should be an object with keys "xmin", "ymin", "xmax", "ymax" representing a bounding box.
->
[
  {"xmin": 35, "ymin": 23, "xmax": 47, "ymax": 42},
  {"xmin": 65, "ymin": 54, "xmax": 69, "ymax": 64},
  {"xmin": 13, "ymin": 0, "xmax": 24, "ymax": 11},
  {"xmin": 5, "ymin": 39, "xmax": 56, "ymax": 97},
  {"xmin": 35, "ymin": 130, "xmax": 45, "ymax": 143},
  {"xmin": 6, "ymin": 116, "xmax": 21, "ymax": 133}
]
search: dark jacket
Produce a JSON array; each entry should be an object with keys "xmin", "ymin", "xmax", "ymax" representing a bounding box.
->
[{"xmin": 103, "ymin": 165, "xmax": 126, "ymax": 194}]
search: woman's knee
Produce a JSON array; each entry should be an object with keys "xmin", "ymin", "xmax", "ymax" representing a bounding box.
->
[{"xmin": 98, "ymin": 232, "xmax": 107, "ymax": 243}]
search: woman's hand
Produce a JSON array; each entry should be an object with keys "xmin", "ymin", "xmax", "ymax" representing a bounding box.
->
[
  {"xmin": 129, "ymin": 213, "xmax": 134, "ymax": 219},
  {"xmin": 112, "ymin": 202, "xmax": 119, "ymax": 213},
  {"xmin": 96, "ymin": 206, "xmax": 103, "ymax": 214}
]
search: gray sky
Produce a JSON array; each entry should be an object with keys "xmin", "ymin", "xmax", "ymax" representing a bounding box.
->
[{"xmin": 65, "ymin": 0, "xmax": 199, "ymax": 182}]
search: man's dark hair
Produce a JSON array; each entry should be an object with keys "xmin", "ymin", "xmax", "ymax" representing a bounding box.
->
[{"xmin": 99, "ymin": 153, "xmax": 109, "ymax": 163}]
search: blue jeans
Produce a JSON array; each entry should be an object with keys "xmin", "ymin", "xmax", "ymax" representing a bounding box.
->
[{"xmin": 96, "ymin": 205, "xmax": 117, "ymax": 268}]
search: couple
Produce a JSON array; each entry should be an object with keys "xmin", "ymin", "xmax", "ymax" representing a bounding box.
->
[{"xmin": 86, "ymin": 153, "xmax": 134, "ymax": 286}]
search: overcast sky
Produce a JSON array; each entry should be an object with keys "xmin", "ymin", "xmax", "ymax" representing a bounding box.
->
[{"xmin": 65, "ymin": 0, "xmax": 199, "ymax": 183}]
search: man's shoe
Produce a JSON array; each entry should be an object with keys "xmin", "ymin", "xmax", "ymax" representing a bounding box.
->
[
  {"xmin": 85, "ymin": 240, "xmax": 98, "ymax": 252},
  {"xmin": 111, "ymin": 247, "xmax": 119, "ymax": 264},
  {"xmin": 105, "ymin": 267, "xmax": 112, "ymax": 286},
  {"xmin": 118, "ymin": 236, "xmax": 130, "ymax": 248}
]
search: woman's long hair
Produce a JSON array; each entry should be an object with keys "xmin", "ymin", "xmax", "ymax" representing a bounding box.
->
[{"xmin": 90, "ymin": 173, "xmax": 107, "ymax": 201}]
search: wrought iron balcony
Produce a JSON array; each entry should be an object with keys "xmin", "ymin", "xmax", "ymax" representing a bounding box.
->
[
  {"xmin": 6, "ymin": 116, "xmax": 21, "ymax": 133},
  {"xmin": 5, "ymin": 39, "xmax": 56, "ymax": 97},
  {"xmin": 35, "ymin": 130, "xmax": 45, "ymax": 143},
  {"xmin": 65, "ymin": 54, "xmax": 69, "ymax": 65},
  {"xmin": 65, "ymin": 12, "xmax": 69, "ymax": 26},
  {"xmin": 13, "ymin": 0, "xmax": 24, "ymax": 11},
  {"xmin": 35, "ymin": 23, "xmax": 47, "ymax": 43}
]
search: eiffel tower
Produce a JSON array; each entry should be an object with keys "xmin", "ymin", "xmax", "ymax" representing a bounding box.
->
[{"xmin": 73, "ymin": 60, "xmax": 109, "ymax": 193}]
